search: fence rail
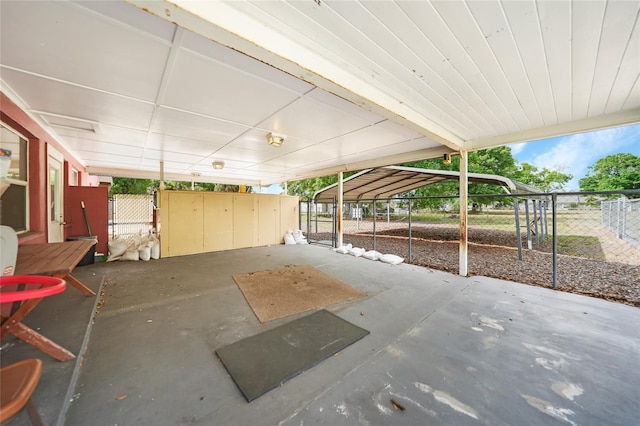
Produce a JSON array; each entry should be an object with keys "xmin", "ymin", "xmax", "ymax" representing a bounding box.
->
[{"xmin": 300, "ymin": 190, "xmax": 640, "ymax": 307}]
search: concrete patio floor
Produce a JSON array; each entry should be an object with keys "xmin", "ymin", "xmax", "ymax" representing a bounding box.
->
[{"xmin": 2, "ymin": 244, "xmax": 638, "ymax": 425}]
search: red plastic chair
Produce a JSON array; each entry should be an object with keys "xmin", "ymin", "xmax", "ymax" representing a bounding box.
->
[
  {"xmin": 0, "ymin": 275, "xmax": 74, "ymax": 361},
  {"xmin": 0, "ymin": 358, "xmax": 43, "ymax": 426}
]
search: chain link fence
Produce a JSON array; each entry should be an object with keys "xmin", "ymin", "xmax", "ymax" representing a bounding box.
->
[
  {"xmin": 109, "ymin": 193, "xmax": 155, "ymax": 241},
  {"xmin": 302, "ymin": 190, "xmax": 640, "ymax": 306}
]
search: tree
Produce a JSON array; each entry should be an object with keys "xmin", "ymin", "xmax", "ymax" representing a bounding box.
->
[
  {"xmin": 286, "ymin": 173, "xmax": 358, "ymax": 200},
  {"xmin": 109, "ymin": 177, "xmax": 156, "ymax": 196},
  {"xmin": 285, "ymin": 146, "xmax": 573, "ymax": 206},
  {"xmin": 403, "ymin": 146, "xmax": 571, "ymax": 209},
  {"xmin": 514, "ymin": 163, "xmax": 572, "ymax": 191},
  {"xmin": 579, "ymin": 153, "xmax": 640, "ymax": 195},
  {"xmin": 109, "ymin": 178, "xmax": 252, "ymax": 196}
]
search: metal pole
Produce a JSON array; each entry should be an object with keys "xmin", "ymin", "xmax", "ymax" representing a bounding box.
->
[
  {"xmin": 617, "ymin": 198, "xmax": 622, "ymax": 238},
  {"xmin": 408, "ymin": 198, "xmax": 412, "ymax": 263},
  {"xmin": 525, "ymin": 199, "xmax": 532, "ymax": 250},
  {"xmin": 332, "ymin": 197, "xmax": 337, "ymax": 248},
  {"xmin": 313, "ymin": 202, "xmax": 317, "ymax": 233},
  {"xmin": 387, "ymin": 201, "xmax": 390, "ymax": 227},
  {"xmin": 513, "ymin": 197, "xmax": 522, "ymax": 261},
  {"xmin": 372, "ymin": 200, "xmax": 377, "ymax": 251},
  {"xmin": 533, "ymin": 200, "xmax": 540, "ymax": 245},
  {"xmin": 622, "ymin": 197, "xmax": 627, "ymax": 240},
  {"xmin": 356, "ymin": 201, "xmax": 360, "ymax": 231},
  {"xmin": 459, "ymin": 149, "xmax": 469, "ymax": 276},
  {"xmin": 544, "ymin": 200, "xmax": 549, "ymax": 239},
  {"xmin": 337, "ymin": 172, "xmax": 344, "ymax": 248},
  {"xmin": 539, "ymin": 201, "xmax": 545, "ymax": 240},
  {"xmin": 306, "ymin": 200, "xmax": 311, "ymax": 238},
  {"xmin": 552, "ymin": 193, "xmax": 558, "ymax": 288},
  {"xmin": 608, "ymin": 200, "xmax": 612, "ymax": 229}
]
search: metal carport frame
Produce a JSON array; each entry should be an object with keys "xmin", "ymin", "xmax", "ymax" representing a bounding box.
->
[{"xmin": 312, "ymin": 166, "xmax": 543, "ymax": 276}]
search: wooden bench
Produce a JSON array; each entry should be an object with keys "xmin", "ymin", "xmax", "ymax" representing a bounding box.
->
[{"xmin": 15, "ymin": 240, "xmax": 97, "ymax": 296}]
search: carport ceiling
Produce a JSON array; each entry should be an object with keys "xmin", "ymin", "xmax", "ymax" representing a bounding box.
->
[
  {"xmin": 1, "ymin": 1, "xmax": 638, "ymax": 186},
  {"xmin": 312, "ymin": 166, "xmax": 540, "ymax": 202}
]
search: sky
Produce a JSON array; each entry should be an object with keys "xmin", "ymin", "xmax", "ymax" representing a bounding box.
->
[
  {"xmin": 255, "ymin": 122, "xmax": 640, "ymax": 194},
  {"xmin": 510, "ymin": 123, "xmax": 640, "ymax": 190}
]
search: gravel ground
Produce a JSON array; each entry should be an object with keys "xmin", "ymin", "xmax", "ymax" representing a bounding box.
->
[{"xmin": 310, "ymin": 226, "xmax": 640, "ymax": 307}]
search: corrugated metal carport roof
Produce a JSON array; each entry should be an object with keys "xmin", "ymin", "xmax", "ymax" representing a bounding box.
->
[{"xmin": 313, "ymin": 166, "xmax": 540, "ymax": 202}]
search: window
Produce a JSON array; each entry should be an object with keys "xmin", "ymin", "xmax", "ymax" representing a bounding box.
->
[
  {"xmin": 0, "ymin": 123, "xmax": 28, "ymax": 232},
  {"xmin": 70, "ymin": 168, "xmax": 79, "ymax": 186}
]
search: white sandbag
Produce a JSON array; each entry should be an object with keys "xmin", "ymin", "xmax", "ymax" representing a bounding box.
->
[
  {"xmin": 292, "ymin": 230, "xmax": 307, "ymax": 244},
  {"xmin": 362, "ymin": 250, "xmax": 382, "ymax": 261},
  {"xmin": 348, "ymin": 247, "xmax": 365, "ymax": 257},
  {"xmin": 284, "ymin": 232, "xmax": 296, "ymax": 245},
  {"xmin": 121, "ymin": 249, "xmax": 140, "ymax": 261},
  {"xmin": 333, "ymin": 243, "xmax": 352, "ymax": 254},
  {"xmin": 139, "ymin": 245, "xmax": 151, "ymax": 261},
  {"xmin": 379, "ymin": 253, "xmax": 404, "ymax": 265},
  {"xmin": 108, "ymin": 239, "xmax": 129, "ymax": 258},
  {"xmin": 150, "ymin": 242, "xmax": 160, "ymax": 259}
]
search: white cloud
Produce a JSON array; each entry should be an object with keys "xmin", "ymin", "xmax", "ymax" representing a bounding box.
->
[
  {"xmin": 529, "ymin": 125, "xmax": 640, "ymax": 190},
  {"xmin": 510, "ymin": 142, "xmax": 527, "ymax": 155},
  {"xmin": 253, "ymin": 183, "xmax": 283, "ymax": 194}
]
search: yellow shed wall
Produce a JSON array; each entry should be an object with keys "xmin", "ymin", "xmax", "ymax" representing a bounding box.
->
[{"xmin": 158, "ymin": 190, "xmax": 299, "ymax": 258}]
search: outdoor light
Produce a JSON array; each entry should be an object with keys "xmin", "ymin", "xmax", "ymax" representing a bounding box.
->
[
  {"xmin": 443, "ymin": 153, "xmax": 451, "ymax": 164},
  {"xmin": 212, "ymin": 160, "xmax": 225, "ymax": 170},
  {"xmin": 267, "ymin": 132, "xmax": 285, "ymax": 147}
]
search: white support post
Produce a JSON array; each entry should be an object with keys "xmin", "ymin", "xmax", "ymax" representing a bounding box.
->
[
  {"xmin": 337, "ymin": 172, "xmax": 344, "ymax": 248},
  {"xmin": 459, "ymin": 150, "xmax": 468, "ymax": 276},
  {"xmin": 159, "ymin": 161, "xmax": 165, "ymax": 189}
]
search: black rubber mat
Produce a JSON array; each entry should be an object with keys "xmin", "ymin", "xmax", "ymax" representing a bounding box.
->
[{"xmin": 216, "ymin": 309, "xmax": 369, "ymax": 402}]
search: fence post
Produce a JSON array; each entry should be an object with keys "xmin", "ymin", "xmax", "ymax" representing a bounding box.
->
[
  {"xmin": 538, "ymin": 200, "xmax": 547, "ymax": 242},
  {"xmin": 552, "ymin": 193, "xmax": 558, "ymax": 289},
  {"xmin": 608, "ymin": 200, "xmax": 612, "ymax": 229},
  {"xmin": 314, "ymin": 202, "xmax": 318, "ymax": 234},
  {"xmin": 387, "ymin": 201, "xmax": 390, "ymax": 227},
  {"xmin": 513, "ymin": 197, "xmax": 523, "ymax": 261},
  {"xmin": 617, "ymin": 198, "xmax": 622, "ymax": 238},
  {"xmin": 542, "ymin": 200, "xmax": 548, "ymax": 239},
  {"xmin": 621, "ymin": 197, "xmax": 627, "ymax": 239},
  {"xmin": 525, "ymin": 199, "xmax": 532, "ymax": 250},
  {"xmin": 110, "ymin": 197, "xmax": 115, "ymax": 239},
  {"xmin": 372, "ymin": 200, "xmax": 377, "ymax": 251},
  {"xmin": 533, "ymin": 200, "xmax": 540, "ymax": 246},
  {"xmin": 306, "ymin": 201, "xmax": 311, "ymax": 238},
  {"xmin": 408, "ymin": 198, "xmax": 412, "ymax": 264},
  {"xmin": 332, "ymin": 197, "xmax": 337, "ymax": 248}
]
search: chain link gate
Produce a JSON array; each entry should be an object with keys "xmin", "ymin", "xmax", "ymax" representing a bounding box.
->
[{"xmin": 109, "ymin": 193, "xmax": 155, "ymax": 241}]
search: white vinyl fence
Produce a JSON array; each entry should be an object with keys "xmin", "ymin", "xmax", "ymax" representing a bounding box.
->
[{"xmin": 602, "ymin": 197, "xmax": 640, "ymax": 247}]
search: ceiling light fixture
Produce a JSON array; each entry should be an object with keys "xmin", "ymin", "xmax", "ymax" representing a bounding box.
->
[
  {"xmin": 267, "ymin": 132, "xmax": 285, "ymax": 147},
  {"xmin": 443, "ymin": 153, "xmax": 451, "ymax": 165},
  {"xmin": 212, "ymin": 160, "xmax": 225, "ymax": 170}
]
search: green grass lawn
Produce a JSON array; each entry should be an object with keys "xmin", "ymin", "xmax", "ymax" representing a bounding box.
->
[
  {"xmin": 303, "ymin": 208, "xmax": 608, "ymax": 247},
  {"xmin": 541, "ymin": 235, "xmax": 606, "ymax": 260}
]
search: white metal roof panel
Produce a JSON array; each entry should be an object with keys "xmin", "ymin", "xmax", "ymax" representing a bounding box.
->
[{"xmin": 313, "ymin": 166, "xmax": 540, "ymax": 201}]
